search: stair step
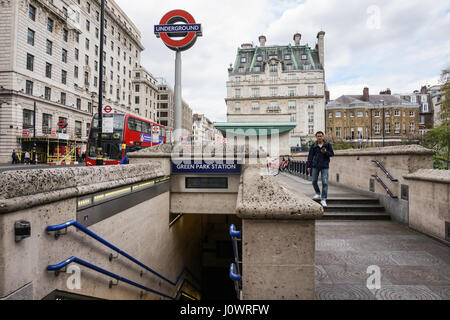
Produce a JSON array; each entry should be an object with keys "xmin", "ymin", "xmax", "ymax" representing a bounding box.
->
[
  {"xmin": 322, "ymin": 212, "xmax": 391, "ymax": 221},
  {"xmin": 322, "ymin": 206, "xmax": 386, "ymax": 213},
  {"xmin": 313, "ymin": 198, "xmax": 380, "ymax": 205}
]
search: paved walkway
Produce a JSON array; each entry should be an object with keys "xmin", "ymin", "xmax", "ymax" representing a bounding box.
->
[{"xmin": 278, "ymin": 173, "xmax": 450, "ymax": 300}]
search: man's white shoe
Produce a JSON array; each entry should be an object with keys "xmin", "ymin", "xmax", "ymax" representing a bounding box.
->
[
  {"xmin": 321, "ymin": 200, "xmax": 327, "ymax": 207},
  {"xmin": 313, "ymin": 194, "xmax": 321, "ymax": 200}
]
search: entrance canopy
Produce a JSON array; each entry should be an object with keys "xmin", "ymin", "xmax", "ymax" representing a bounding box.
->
[{"xmin": 214, "ymin": 122, "xmax": 297, "ymax": 136}]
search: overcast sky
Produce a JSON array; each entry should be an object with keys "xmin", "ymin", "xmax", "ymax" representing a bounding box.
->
[{"xmin": 115, "ymin": 0, "xmax": 450, "ymax": 122}]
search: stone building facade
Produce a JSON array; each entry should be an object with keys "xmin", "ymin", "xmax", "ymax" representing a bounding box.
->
[
  {"xmin": 225, "ymin": 33, "xmax": 326, "ymax": 147},
  {"xmin": 0, "ymin": 0, "xmax": 157, "ymax": 163},
  {"xmin": 156, "ymin": 78, "xmax": 193, "ymax": 142},
  {"xmin": 131, "ymin": 66, "xmax": 158, "ymax": 122},
  {"xmin": 326, "ymin": 88, "xmax": 420, "ymax": 145}
]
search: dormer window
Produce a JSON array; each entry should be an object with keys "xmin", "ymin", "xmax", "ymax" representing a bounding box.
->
[
  {"xmin": 284, "ymin": 54, "xmax": 291, "ymax": 60},
  {"xmin": 301, "ymin": 54, "xmax": 307, "ymax": 60},
  {"xmin": 241, "ymin": 57, "xmax": 247, "ymax": 63}
]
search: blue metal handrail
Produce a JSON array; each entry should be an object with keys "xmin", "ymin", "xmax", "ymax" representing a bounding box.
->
[
  {"xmin": 229, "ymin": 225, "xmax": 242, "ymax": 299},
  {"xmin": 47, "ymin": 256, "xmax": 193, "ymax": 300},
  {"xmin": 229, "ymin": 263, "xmax": 241, "ymax": 282},
  {"xmin": 46, "ymin": 220, "xmax": 200, "ymax": 291}
]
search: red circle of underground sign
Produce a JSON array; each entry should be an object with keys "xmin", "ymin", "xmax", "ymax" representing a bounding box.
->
[
  {"xmin": 104, "ymin": 106, "xmax": 112, "ymax": 113},
  {"xmin": 159, "ymin": 9, "xmax": 197, "ymax": 49},
  {"xmin": 57, "ymin": 120, "xmax": 67, "ymax": 129}
]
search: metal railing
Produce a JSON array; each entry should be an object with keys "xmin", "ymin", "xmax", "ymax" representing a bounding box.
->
[
  {"xmin": 372, "ymin": 174, "xmax": 398, "ymax": 199},
  {"xmin": 46, "ymin": 220, "xmax": 200, "ymax": 299},
  {"xmin": 47, "ymin": 256, "xmax": 196, "ymax": 300},
  {"xmin": 372, "ymin": 160, "xmax": 398, "ymax": 182},
  {"xmin": 287, "ymin": 160, "xmax": 313, "ymax": 179},
  {"xmin": 229, "ymin": 224, "xmax": 242, "ymax": 300}
]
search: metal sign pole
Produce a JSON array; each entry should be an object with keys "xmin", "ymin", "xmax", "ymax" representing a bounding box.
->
[
  {"xmin": 174, "ymin": 50, "xmax": 182, "ymax": 143},
  {"xmin": 96, "ymin": 0, "xmax": 105, "ymax": 166}
]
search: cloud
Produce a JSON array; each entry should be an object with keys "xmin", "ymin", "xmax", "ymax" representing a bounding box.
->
[{"xmin": 115, "ymin": 0, "xmax": 450, "ymax": 119}]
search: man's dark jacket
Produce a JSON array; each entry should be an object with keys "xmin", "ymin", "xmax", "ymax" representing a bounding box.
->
[{"xmin": 307, "ymin": 140, "xmax": 335, "ymax": 170}]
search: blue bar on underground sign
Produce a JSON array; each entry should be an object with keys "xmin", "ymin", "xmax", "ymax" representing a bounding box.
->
[{"xmin": 154, "ymin": 24, "xmax": 201, "ymax": 34}]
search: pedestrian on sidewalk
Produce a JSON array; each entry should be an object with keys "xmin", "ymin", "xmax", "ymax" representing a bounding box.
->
[
  {"xmin": 24, "ymin": 151, "xmax": 31, "ymax": 165},
  {"xmin": 11, "ymin": 150, "xmax": 18, "ymax": 164},
  {"xmin": 307, "ymin": 132, "xmax": 335, "ymax": 207}
]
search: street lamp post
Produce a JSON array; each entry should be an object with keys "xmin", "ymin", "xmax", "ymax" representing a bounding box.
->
[{"xmin": 96, "ymin": 0, "xmax": 105, "ymax": 166}]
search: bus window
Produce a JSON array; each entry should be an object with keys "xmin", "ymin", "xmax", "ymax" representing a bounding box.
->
[
  {"xmin": 128, "ymin": 118, "xmax": 137, "ymax": 131},
  {"xmin": 135, "ymin": 119, "xmax": 142, "ymax": 132}
]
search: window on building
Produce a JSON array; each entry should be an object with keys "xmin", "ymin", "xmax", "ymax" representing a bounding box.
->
[
  {"xmin": 375, "ymin": 111, "xmax": 380, "ymax": 117},
  {"xmin": 75, "ymin": 121, "xmax": 82, "ymax": 138},
  {"xmin": 235, "ymin": 89, "xmax": 241, "ymax": 98},
  {"xmin": 60, "ymin": 92, "xmax": 66, "ymax": 105},
  {"xmin": 85, "ymin": 55, "xmax": 89, "ymax": 65},
  {"xmin": 27, "ymin": 29, "xmax": 35, "ymax": 46},
  {"xmin": 329, "ymin": 112, "xmax": 333, "ymax": 119},
  {"xmin": 419, "ymin": 116, "xmax": 425, "ymax": 124},
  {"xmin": 25, "ymin": 80, "xmax": 33, "ymax": 95},
  {"xmin": 256, "ymin": 56, "xmax": 263, "ymax": 62},
  {"xmin": 308, "ymin": 101, "xmax": 314, "ymax": 109},
  {"xmin": 74, "ymin": 66, "xmax": 79, "ymax": 78},
  {"xmin": 290, "ymin": 114, "xmax": 296, "ymax": 122},
  {"xmin": 288, "ymin": 101, "xmax": 296, "ymax": 110},
  {"xmin": 42, "ymin": 114, "xmax": 52, "ymax": 134},
  {"xmin": 335, "ymin": 111, "xmax": 341, "ymax": 118},
  {"xmin": 357, "ymin": 111, "xmax": 363, "ymax": 118},
  {"xmin": 23, "ymin": 109, "xmax": 34, "ymax": 129},
  {"xmin": 410, "ymin": 122, "xmax": 415, "ymax": 133},
  {"xmin": 252, "ymin": 102, "xmax": 260, "ymax": 111},
  {"xmin": 61, "ymin": 70, "xmax": 67, "ymax": 84},
  {"xmin": 386, "ymin": 111, "xmax": 391, "ymax": 118},
  {"xmin": 76, "ymin": 98, "xmax": 81, "ymax": 110},
  {"xmin": 44, "ymin": 87, "xmax": 51, "ymax": 100},
  {"xmin": 410, "ymin": 111, "xmax": 415, "ymax": 117},
  {"xmin": 26, "ymin": 54, "xmax": 34, "ymax": 71},
  {"xmin": 350, "ymin": 112, "xmax": 355, "ymax": 118},
  {"xmin": 301, "ymin": 54, "xmax": 307, "ymax": 60},
  {"xmin": 46, "ymin": 40, "xmax": 52, "ymax": 55},
  {"xmin": 135, "ymin": 96, "xmax": 140, "ymax": 104},
  {"xmin": 235, "ymin": 103, "xmax": 241, "ymax": 111},
  {"xmin": 270, "ymin": 87, "xmax": 278, "ymax": 97},
  {"xmin": 62, "ymin": 49, "xmax": 68, "ymax": 63},
  {"xmin": 288, "ymin": 87, "xmax": 296, "ymax": 97},
  {"xmin": 336, "ymin": 127, "xmax": 341, "ymax": 137},
  {"xmin": 45, "ymin": 63, "xmax": 52, "ymax": 78},
  {"xmin": 423, "ymin": 103, "xmax": 429, "ymax": 113},
  {"xmin": 308, "ymin": 86, "xmax": 314, "ymax": 96},
  {"xmin": 84, "ymin": 72, "xmax": 89, "ymax": 85},
  {"xmin": 240, "ymin": 57, "xmax": 246, "ymax": 63},
  {"xmin": 47, "ymin": 18, "xmax": 54, "ymax": 32},
  {"xmin": 309, "ymin": 125, "xmax": 314, "ymax": 135},
  {"xmin": 385, "ymin": 123, "xmax": 391, "ymax": 134},
  {"xmin": 63, "ymin": 29, "xmax": 68, "ymax": 42},
  {"xmin": 395, "ymin": 122, "xmax": 400, "ymax": 134},
  {"xmin": 375, "ymin": 123, "xmax": 381, "ymax": 135},
  {"xmin": 309, "ymin": 112, "xmax": 314, "ymax": 123},
  {"xmin": 284, "ymin": 54, "xmax": 291, "ymax": 60},
  {"xmin": 270, "ymin": 65, "xmax": 277, "ymax": 73},
  {"xmin": 252, "ymin": 88, "xmax": 259, "ymax": 98},
  {"xmin": 29, "ymin": 5, "xmax": 36, "ymax": 21}
]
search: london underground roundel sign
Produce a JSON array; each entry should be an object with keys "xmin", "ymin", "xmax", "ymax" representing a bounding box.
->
[{"xmin": 154, "ymin": 10, "xmax": 202, "ymax": 51}]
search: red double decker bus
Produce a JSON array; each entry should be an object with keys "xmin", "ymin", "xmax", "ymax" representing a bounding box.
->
[{"xmin": 86, "ymin": 113, "xmax": 166, "ymax": 166}]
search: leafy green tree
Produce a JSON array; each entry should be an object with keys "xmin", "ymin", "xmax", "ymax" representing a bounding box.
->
[{"xmin": 423, "ymin": 68, "xmax": 450, "ymax": 169}]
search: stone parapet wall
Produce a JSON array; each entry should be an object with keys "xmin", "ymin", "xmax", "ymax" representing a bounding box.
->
[
  {"xmin": 0, "ymin": 162, "xmax": 169, "ymax": 213},
  {"xmin": 404, "ymin": 169, "xmax": 450, "ymax": 242},
  {"xmin": 237, "ymin": 165, "xmax": 323, "ymax": 300}
]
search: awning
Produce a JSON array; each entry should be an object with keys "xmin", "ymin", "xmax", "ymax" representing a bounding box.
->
[{"xmin": 214, "ymin": 122, "xmax": 297, "ymax": 136}]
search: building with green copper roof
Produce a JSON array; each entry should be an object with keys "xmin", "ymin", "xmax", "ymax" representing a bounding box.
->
[{"xmin": 222, "ymin": 32, "xmax": 327, "ymax": 149}]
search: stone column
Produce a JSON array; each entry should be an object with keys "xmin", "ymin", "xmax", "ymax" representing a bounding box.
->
[{"xmin": 236, "ymin": 166, "xmax": 323, "ymax": 300}]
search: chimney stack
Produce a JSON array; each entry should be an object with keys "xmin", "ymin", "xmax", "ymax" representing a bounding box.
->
[
  {"xmin": 363, "ymin": 87, "xmax": 370, "ymax": 102},
  {"xmin": 380, "ymin": 88, "xmax": 391, "ymax": 95},
  {"xmin": 316, "ymin": 31, "xmax": 325, "ymax": 68},
  {"xmin": 259, "ymin": 35, "xmax": 266, "ymax": 47},
  {"xmin": 293, "ymin": 33, "xmax": 301, "ymax": 46}
]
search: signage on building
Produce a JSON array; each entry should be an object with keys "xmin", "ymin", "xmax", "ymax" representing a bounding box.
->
[
  {"xmin": 154, "ymin": 10, "xmax": 202, "ymax": 51},
  {"xmin": 171, "ymin": 160, "xmax": 242, "ymax": 175},
  {"xmin": 57, "ymin": 120, "xmax": 68, "ymax": 129},
  {"xmin": 58, "ymin": 133, "xmax": 69, "ymax": 140},
  {"xmin": 104, "ymin": 105, "xmax": 113, "ymax": 114},
  {"xmin": 22, "ymin": 130, "xmax": 30, "ymax": 137},
  {"xmin": 102, "ymin": 114, "xmax": 114, "ymax": 134}
]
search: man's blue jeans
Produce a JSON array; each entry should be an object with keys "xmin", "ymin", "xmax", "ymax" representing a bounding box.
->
[{"xmin": 312, "ymin": 168, "xmax": 329, "ymax": 200}]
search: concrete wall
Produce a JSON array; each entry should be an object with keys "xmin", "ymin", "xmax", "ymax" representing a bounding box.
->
[
  {"xmin": 237, "ymin": 165, "xmax": 323, "ymax": 300},
  {"xmin": 404, "ymin": 170, "xmax": 450, "ymax": 243},
  {"xmin": 0, "ymin": 162, "xmax": 201, "ymax": 300}
]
